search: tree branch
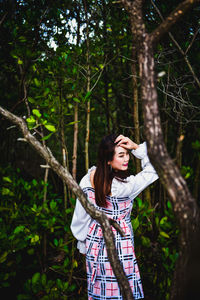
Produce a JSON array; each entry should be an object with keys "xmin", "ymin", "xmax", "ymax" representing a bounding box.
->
[
  {"xmin": 0, "ymin": 105, "xmax": 134, "ymax": 300},
  {"xmin": 150, "ymin": 0, "xmax": 200, "ymax": 45},
  {"xmin": 151, "ymin": 0, "xmax": 200, "ymax": 89},
  {"xmin": 0, "ymin": 12, "xmax": 8, "ymax": 26}
]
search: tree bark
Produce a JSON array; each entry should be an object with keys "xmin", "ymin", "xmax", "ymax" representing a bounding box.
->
[
  {"xmin": 120, "ymin": 0, "xmax": 200, "ymax": 299},
  {"xmin": 131, "ymin": 44, "xmax": 140, "ymax": 173}
]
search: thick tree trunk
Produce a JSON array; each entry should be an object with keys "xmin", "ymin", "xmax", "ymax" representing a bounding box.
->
[
  {"xmin": 120, "ymin": 0, "xmax": 200, "ymax": 299},
  {"xmin": 139, "ymin": 32, "xmax": 200, "ymax": 300}
]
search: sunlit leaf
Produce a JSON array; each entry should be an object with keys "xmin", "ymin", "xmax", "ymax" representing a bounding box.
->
[
  {"xmin": 32, "ymin": 109, "xmax": 41, "ymax": 118},
  {"xmin": 160, "ymin": 231, "xmax": 170, "ymax": 238},
  {"xmin": 44, "ymin": 124, "xmax": 56, "ymax": 132},
  {"xmin": 3, "ymin": 177, "xmax": 12, "ymax": 183}
]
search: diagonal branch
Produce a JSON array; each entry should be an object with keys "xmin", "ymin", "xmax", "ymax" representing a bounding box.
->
[
  {"xmin": 0, "ymin": 105, "xmax": 134, "ymax": 300},
  {"xmin": 151, "ymin": 0, "xmax": 200, "ymax": 89},
  {"xmin": 150, "ymin": 0, "xmax": 200, "ymax": 45},
  {"xmin": 0, "ymin": 12, "xmax": 8, "ymax": 26},
  {"xmin": 185, "ymin": 26, "xmax": 200, "ymax": 54}
]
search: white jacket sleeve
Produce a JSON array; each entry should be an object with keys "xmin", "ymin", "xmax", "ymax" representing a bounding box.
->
[
  {"xmin": 70, "ymin": 177, "xmax": 92, "ymax": 254},
  {"xmin": 129, "ymin": 142, "xmax": 159, "ymax": 199}
]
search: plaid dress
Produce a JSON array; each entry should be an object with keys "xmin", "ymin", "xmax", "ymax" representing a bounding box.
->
[
  {"xmin": 84, "ymin": 187, "xmax": 144, "ymax": 300},
  {"xmin": 71, "ymin": 142, "xmax": 158, "ymax": 299}
]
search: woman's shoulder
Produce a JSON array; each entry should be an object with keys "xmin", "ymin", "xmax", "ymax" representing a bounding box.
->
[
  {"xmin": 111, "ymin": 175, "xmax": 135, "ymax": 197},
  {"xmin": 79, "ymin": 166, "xmax": 96, "ymax": 189},
  {"xmin": 90, "ymin": 169, "xmax": 95, "ymax": 188}
]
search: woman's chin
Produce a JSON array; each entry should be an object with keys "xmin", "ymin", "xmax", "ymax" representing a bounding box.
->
[{"xmin": 121, "ymin": 166, "xmax": 128, "ymax": 170}]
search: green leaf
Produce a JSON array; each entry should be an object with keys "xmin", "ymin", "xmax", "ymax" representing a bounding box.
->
[
  {"xmin": 73, "ymin": 259, "xmax": 78, "ymax": 268},
  {"xmin": 64, "ymin": 257, "xmax": 69, "ymax": 267},
  {"xmin": 50, "ymin": 200, "xmax": 57, "ymax": 210},
  {"xmin": 160, "ymin": 231, "xmax": 170, "ymax": 238},
  {"xmin": 26, "ymin": 116, "xmax": 36, "ymax": 124},
  {"xmin": 34, "ymin": 78, "xmax": 40, "ymax": 87},
  {"xmin": 32, "ymin": 179, "xmax": 37, "ymax": 186},
  {"xmin": 28, "ymin": 97, "xmax": 35, "ymax": 104},
  {"xmin": 73, "ymin": 97, "xmax": 80, "ymax": 103},
  {"xmin": 41, "ymin": 274, "xmax": 47, "ymax": 286},
  {"xmin": 2, "ymin": 187, "xmax": 14, "ymax": 196},
  {"xmin": 84, "ymin": 91, "xmax": 91, "ymax": 102},
  {"xmin": 41, "ymin": 132, "xmax": 53, "ymax": 141},
  {"xmin": 19, "ymin": 36, "xmax": 26, "ymax": 42},
  {"xmin": 65, "ymin": 208, "xmax": 73, "ymax": 214},
  {"xmin": 160, "ymin": 216, "xmax": 168, "ymax": 225},
  {"xmin": 167, "ymin": 201, "xmax": 172, "ymax": 210},
  {"xmin": 18, "ymin": 58, "xmax": 23, "ymax": 65},
  {"xmin": 0, "ymin": 251, "xmax": 8, "ymax": 263},
  {"xmin": 141, "ymin": 236, "xmax": 151, "ymax": 247},
  {"xmin": 31, "ymin": 234, "xmax": 40, "ymax": 244},
  {"xmin": 54, "ymin": 239, "xmax": 58, "ymax": 247},
  {"xmin": 56, "ymin": 278, "xmax": 63, "ymax": 289},
  {"xmin": 32, "ymin": 272, "xmax": 40, "ymax": 285},
  {"xmin": 44, "ymin": 124, "xmax": 56, "ymax": 132},
  {"xmin": 14, "ymin": 225, "xmax": 25, "ymax": 234},
  {"xmin": 32, "ymin": 109, "xmax": 42, "ymax": 118},
  {"xmin": 136, "ymin": 197, "xmax": 142, "ymax": 208},
  {"xmin": 132, "ymin": 216, "xmax": 139, "ymax": 231},
  {"xmin": 3, "ymin": 176, "xmax": 12, "ymax": 183},
  {"xmin": 63, "ymin": 282, "xmax": 69, "ymax": 291},
  {"xmin": 66, "ymin": 121, "xmax": 80, "ymax": 126}
]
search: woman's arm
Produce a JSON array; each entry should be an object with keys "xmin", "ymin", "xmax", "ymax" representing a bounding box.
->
[
  {"xmin": 129, "ymin": 142, "xmax": 159, "ymax": 199},
  {"xmin": 70, "ymin": 175, "xmax": 92, "ymax": 254},
  {"xmin": 70, "ymin": 198, "xmax": 92, "ymax": 254}
]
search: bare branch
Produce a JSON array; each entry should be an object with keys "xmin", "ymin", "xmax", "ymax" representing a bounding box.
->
[
  {"xmin": 185, "ymin": 26, "xmax": 200, "ymax": 54},
  {"xmin": 0, "ymin": 12, "xmax": 8, "ymax": 26},
  {"xmin": 151, "ymin": 0, "xmax": 200, "ymax": 89},
  {"xmin": 0, "ymin": 105, "xmax": 134, "ymax": 300},
  {"xmin": 150, "ymin": 0, "xmax": 200, "ymax": 45}
]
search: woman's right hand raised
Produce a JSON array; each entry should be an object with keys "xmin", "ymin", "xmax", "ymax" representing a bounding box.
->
[{"xmin": 115, "ymin": 135, "xmax": 139, "ymax": 150}]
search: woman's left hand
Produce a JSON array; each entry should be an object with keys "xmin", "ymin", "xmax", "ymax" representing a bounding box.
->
[{"xmin": 115, "ymin": 135, "xmax": 139, "ymax": 150}]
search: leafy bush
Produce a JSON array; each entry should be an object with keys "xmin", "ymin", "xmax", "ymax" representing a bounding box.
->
[
  {"xmin": 132, "ymin": 195, "xmax": 178, "ymax": 300},
  {"xmin": 0, "ymin": 166, "xmax": 86, "ymax": 299}
]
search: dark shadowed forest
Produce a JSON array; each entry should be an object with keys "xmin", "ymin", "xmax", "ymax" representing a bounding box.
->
[{"xmin": 0, "ymin": 0, "xmax": 200, "ymax": 299}]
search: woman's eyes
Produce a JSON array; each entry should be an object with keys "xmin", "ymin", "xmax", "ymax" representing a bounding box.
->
[{"xmin": 118, "ymin": 153, "xmax": 129, "ymax": 158}]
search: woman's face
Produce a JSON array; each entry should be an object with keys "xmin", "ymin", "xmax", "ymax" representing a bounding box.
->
[{"xmin": 108, "ymin": 146, "xmax": 130, "ymax": 171}]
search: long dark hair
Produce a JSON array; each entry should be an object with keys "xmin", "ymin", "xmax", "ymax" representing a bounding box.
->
[{"xmin": 94, "ymin": 133, "xmax": 128, "ymax": 207}]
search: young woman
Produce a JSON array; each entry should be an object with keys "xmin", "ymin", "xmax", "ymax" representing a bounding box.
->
[{"xmin": 71, "ymin": 134, "xmax": 158, "ymax": 299}]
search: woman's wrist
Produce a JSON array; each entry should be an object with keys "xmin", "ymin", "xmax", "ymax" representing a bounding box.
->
[{"xmin": 131, "ymin": 143, "xmax": 139, "ymax": 150}]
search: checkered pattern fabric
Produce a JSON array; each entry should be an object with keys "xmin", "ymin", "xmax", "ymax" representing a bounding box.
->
[{"xmin": 84, "ymin": 187, "xmax": 144, "ymax": 299}]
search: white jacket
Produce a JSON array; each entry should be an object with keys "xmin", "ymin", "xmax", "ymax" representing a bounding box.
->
[{"xmin": 70, "ymin": 142, "xmax": 158, "ymax": 254}]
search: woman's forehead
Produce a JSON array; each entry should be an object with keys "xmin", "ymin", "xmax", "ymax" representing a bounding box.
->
[{"xmin": 114, "ymin": 146, "xmax": 128, "ymax": 154}]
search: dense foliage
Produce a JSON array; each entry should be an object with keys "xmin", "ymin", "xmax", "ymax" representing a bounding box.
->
[{"xmin": 0, "ymin": 0, "xmax": 200, "ymax": 299}]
